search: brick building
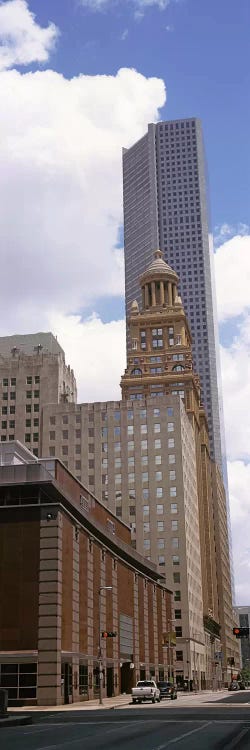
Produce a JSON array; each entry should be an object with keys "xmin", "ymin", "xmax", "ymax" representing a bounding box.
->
[{"xmin": 0, "ymin": 442, "xmax": 172, "ymax": 706}]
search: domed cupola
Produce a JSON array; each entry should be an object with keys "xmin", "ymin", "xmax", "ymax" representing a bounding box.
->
[{"xmin": 139, "ymin": 250, "xmax": 179, "ymax": 309}]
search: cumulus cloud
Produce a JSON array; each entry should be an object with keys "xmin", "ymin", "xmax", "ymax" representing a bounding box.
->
[
  {"xmin": 0, "ymin": 66, "xmax": 165, "ymax": 327},
  {"xmin": 228, "ymin": 461, "xmax": 250, "ymax": 605},
  {"xmin": 214, "ymin": 234, "xmax": 250, "ymax": 323},
  {"xmin": 0, "ymin": 0, "xmax": 59, "ymax": 71},
  {"xmin": 214, "ymin": 228, "xmax": 250, "ymax": 603},
  {"xmin": 50, "ymin": 313, "xmax": 126, "ymax": 403}
]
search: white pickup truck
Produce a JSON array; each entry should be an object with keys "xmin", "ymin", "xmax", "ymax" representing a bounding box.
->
[{"xmin": 131, "ymin": 680, "xmax": 160, "ymax": 704}]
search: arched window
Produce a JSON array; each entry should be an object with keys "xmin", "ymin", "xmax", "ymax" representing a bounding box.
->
[
  {"xmin": 172, "ymin": 364, "xmax": 184, "ymax": 372},
  {"xmin": 131, "ymin": 368, "xmax": 142, "ymax": 376}
]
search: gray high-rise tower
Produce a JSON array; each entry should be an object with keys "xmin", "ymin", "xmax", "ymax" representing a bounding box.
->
[{"xmin": 123, "ymin": 118, "xmax": 226, "ymax": 475}]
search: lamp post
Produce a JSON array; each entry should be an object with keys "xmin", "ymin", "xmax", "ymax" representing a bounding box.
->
[
  {"xmin": 98, "ymin": 586, "xmax": 112, "ymax": 706},
  {"xmin": 166, "ymin": 618, "xmax": 176, "ymax": 683}
]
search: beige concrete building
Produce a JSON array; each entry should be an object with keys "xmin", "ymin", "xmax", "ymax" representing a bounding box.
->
[{"xmin": 0, "ymin": 333, "xmax": 76, "ymax": 457}]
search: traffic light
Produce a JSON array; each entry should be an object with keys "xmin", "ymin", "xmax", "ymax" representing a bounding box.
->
[
  {"xmin": 233, "ymin": 627, "xmax": 249, "ymax": 639},
  {"xmin": 101, "ymin": 631, "xmax": 117, "ymax": 638}
]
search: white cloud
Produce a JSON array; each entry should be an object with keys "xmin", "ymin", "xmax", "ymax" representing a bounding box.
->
[
  {"xmin": 121, "ymin": 28, "xmax": 129, "ymax": 40},
  {"xmin": 214, "ymin": 228, "xmax": 250, "ymax": 602},
  {"xmin": 0, "ymin": 65, "xmax": 165, "ymax": 328},
  {"xmin": 0, "ymin": 0, "xmax": 59, "ymax": 71},
  {"xmin": 50, "ymin": 313, "xmax": 126, "ymax": 403},
  {"xmin": 214, "ymin": 234, "xmax": 250, "ymax": 322},
  {"xmin": 80, "ymin": 0, "xmax": 171, "ymax": 12},
  {"xmin": 228, "ymin": 461, "xmax": 250, "ymax": 605}
]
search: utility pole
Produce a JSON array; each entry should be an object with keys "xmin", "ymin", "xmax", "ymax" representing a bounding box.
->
[{"xmin": 98, "ymin": 586, "xmax": 112, "ymax": 706}]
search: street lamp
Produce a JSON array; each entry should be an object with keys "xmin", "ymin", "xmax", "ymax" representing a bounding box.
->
[{"xmin": 98, "ymin": 586, "xmax": 113, "ymax": 706}]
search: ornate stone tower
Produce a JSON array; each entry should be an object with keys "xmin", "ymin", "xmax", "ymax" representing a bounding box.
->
[{"xmin": 120, "ymin": 250, "xmax": 201, "ymax": 431}]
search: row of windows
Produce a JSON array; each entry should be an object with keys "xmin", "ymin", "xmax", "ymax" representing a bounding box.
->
[
  {"xmin": 50, "ymin": 414, "xmax": 81, "ymax": 425},
  {"xmin": 1, "ymin": 378, "xmax": 16, "ymax": 386},
  {"xmin": 144, "ymin": 537, "xmax": 179, "ymax": 550},
  {"xmin": 142, "ymin": 519, "xmax": 178, "ymax": 532},
  {"xmin": 143, "ymin": 502, "xmax": 178, "ymax": 514},
  {"xmin": 1, "ymin": 406, "xmax": 15, "ymax": 415}
]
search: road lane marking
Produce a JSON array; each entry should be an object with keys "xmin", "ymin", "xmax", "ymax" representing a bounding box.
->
[
  {"xmin": 223, "ymin": 727, "xmax": 250, "ymax": 749},
  {"xmin": 153, "ymin": 721, "xmax": 212, "ymax": 748}
]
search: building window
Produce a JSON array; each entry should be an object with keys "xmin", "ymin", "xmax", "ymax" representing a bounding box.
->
[
  {"xmin": 115, "ymin": 458, "xmax": 122, "ymax": 468},
  {"xmin": 50, "ymin": 431, "xmax": 55, "ymax": 440},
  {"xmin": 155, "ymin": 455, "xmax": 161, "ymax": 465},
  {"xmin": 1, "ymin": 407, "xmax": 7, "ymax": 415},
  {"xmin": 114, "ymin": 442, "xmax": 120, "ymax": 452},
  {"xmin": 154, "ymin": 423, "xmax": 160, "ymax": 433},
  {"xmin": 2, "ymin": 393, "xmax": 8, "ymax": 401},
  {"xmin": 10, "ymin": 378, "xmax": 16, "ymax": 386},
  {"xmin": 10, "ymin": 392, "xmax": 16, "ymax": 400},
  {"xmin": 142, "ymin": 472, "xmax": 148, "ymax": 482},
  {"xmin": 141, "ymin": 440, "xmax": 148, "ymax": 450},
  {"xmin": 144, "ymin": 522, "xmax": 150, "ymax": 533},
  {"xmin": 155, "ymin": 471, "xmax": 162, "ymax": 481},
  {"xmin": 34, "ymin": 404, "xmax": 39, "ymax": 412},
  {"xmin": 143, "ymin": 505, "xmax": 149, "ymax": 515},
  {"xmin": 26, "ymin": 405, "xmax": 31, "ymax": 413},
  {"xmin": 50, "ymin": 416, "xmax": 56, "ymax": 425},
  {"xmin": 129, "ymin": 505, "xmax": 136, "ymax": 516},
  {"xmin": 168, "ymin": 422, "xmax": 174, "ymax": 432},
  {"xmin": 155, "ymin": 439, "xmax": 161, "ymax": 449},
  {"xmin": 128, "ymin": 440, "xmax": 134, "ymax": 450},
  {"xmin": 172, "ymin": 538, "xmax": 179, "ymax": 548},
  {"xmin": 49, "ymin": 447, "xmax": 55, "ymax": 457},
  {"xmin": 35, "ymin": 375, "xmax": 40, "ymax": 384},
  {"xmin": 128, "ymin": 473, "xmax": 135, "ymax": 483},
  {"xmin": 144, "ymin": 539, "xmax": 150, "ymax": 549},
  {"xmin": 140, "ymin": 409, "xmax": 147, "ymax": 419},
  {"xmin": 76, "ymin": 429, "xmax": 81, "ymax": 439},
  {"xmin": 169, "ymin": 470, "xmax": 176, "ymax": 480},
  {"xmin": 176, "ymin": 650, "xmax": 183, "ymax": 661},
  {"xmin": 141, "ymin": 455, "xmax": 148, "ymax": 465},
  {"xmin": 1, "ymin": 421, "xmax": 7, "ymax": 429},
  {"xmin": 62, "ymin": 430, "xmax": 68, "ymax": 440},
  {"xmin": 128, "ymin": 425, "xmax": 134, "ymax": 435},
  {"xmin": 168, "ymin": 438, "xmax": 175, "ymax": 448},
  {"xmin": 62, "ymin": 445, "xmax": 68, "ymax": 455},
  {"xmin": 141, "ymin": 424, "xmax": 147, "ymax": 434},
  {"xmin": 34, "ymin": 391, "xmax": 40, "ymax": 399},
  {"xmin": 157, "ymin": 538, "xmax": 164, "ymax": 549},
  {"xmin": 34, "ymin": 418, "xmax": 39, "ymax": 427},
  {"xmin": 26, "ymin": 391, "xmax": 32, "ymax": 399},
  {"xmin": 174, "ymin": 591, "xmax": 181, "ymax": 601},
  {"xmin": 170, "ymin": 487, "xmax": 177, "ymax": 497},
  {"xmin": 172, "ymin": 555, "xmax": 179, "ymax": 565},
  {"xmin": 171, "ymin": 520, "xmax": 178, "ymax": 531},
  {"xmin": 143, "ymin": 488, "xmax": 149, "ymax": 499},
  {"xmin": 26, "ymin": 376, "xmax": 32, "ymax": 385},
  {"xmin": 157, "ymin": 504, "xmax": 163, "ymax": 515},
  {"xmin": 156, "ymin": 487, "xmax": 163, "ymax": 498},
  {"xmin": 115, "ymin": 474, "xmax": 121, "ymax": 484},
  {"xmin": 169, "ymin": 454, "xmax": 175, "ymax": 464},
  {"xmin": 9, "ymin": 420, "xmax": 15, "ymax": 429},
  {"xmin": 158, "ymin": 556, "xmax": 165, "ymax": 566},
  {"xmin": 173, "ymin": 572, "xmax": 180, "ymax": 583},
  {"xmin": 25, "ymin": 434, "xmax": 31, "ymax": 442},
  {"xmin": 157, "ymin": 521, "xmax": 164, "ymax": 531},
  {"xmin": 175, "ymin": 626, "xmax": 182, "ymax": 637},
  {"xmin": 114, "ymin": 427, "xmax": 120, "ymax": 437},
  {"xmin": 175, "ymin": 610, "xmax": 182, "ymax": 620},
  {"xmin": 154, "ymin": 408, "xmax": 160, "ymax": 416}
]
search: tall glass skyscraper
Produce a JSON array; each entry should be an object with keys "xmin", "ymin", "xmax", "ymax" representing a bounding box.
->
[{"xmin": 123, "ymin": 118, "xmax": 226, "ymax": 476}]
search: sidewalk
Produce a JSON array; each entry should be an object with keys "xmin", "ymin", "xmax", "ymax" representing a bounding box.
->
[{"xmin": 10, "ymin": 689, "xmax": 228, "ymax": 713}]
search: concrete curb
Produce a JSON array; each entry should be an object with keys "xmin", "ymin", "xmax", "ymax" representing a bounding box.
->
[{"xmin": 0, "ymin": 714, "xmax": 32, "ymax": 728}]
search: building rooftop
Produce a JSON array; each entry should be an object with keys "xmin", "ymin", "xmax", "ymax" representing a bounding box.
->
[{"xmin": 0, "ymin": 332, "xmax": 64, "ymax": 359}]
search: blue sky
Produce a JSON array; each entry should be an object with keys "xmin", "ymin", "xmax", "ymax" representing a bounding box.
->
[{"xmin": 29, "ymin": 0, "xmax": 249, "ymax": 229}]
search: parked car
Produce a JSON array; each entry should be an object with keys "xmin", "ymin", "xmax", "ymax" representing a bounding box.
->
[
  {"xmin": 228, "ymin": 681, "xmax": 240, "ymax": 691},
  {"xmin": 131, "ymin": 680, "xmax": 160, "ymax": 704},
  {"xmin": 238, "ymin": 680, "xmax": 246, "ymax": 690},
  {"xmin": 157, "ymin": 681, "xmax": 177, "ymax": 700}
]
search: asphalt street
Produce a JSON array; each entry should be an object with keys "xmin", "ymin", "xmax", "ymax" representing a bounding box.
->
[{"xmin": 2, "ymin": 694, "xmax": 250, "ymax": 750}]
